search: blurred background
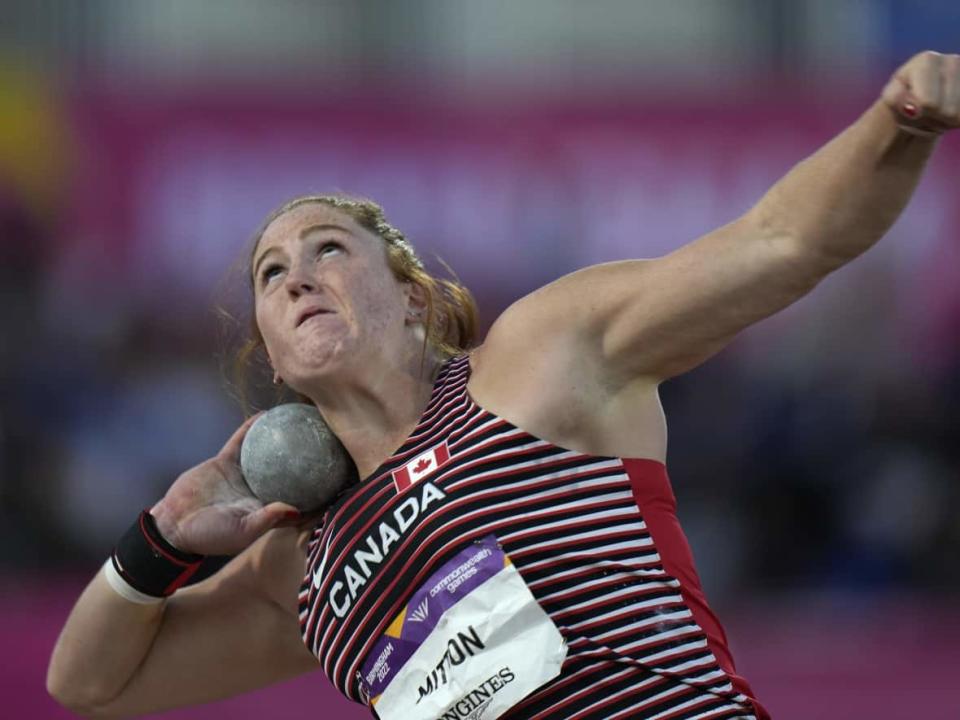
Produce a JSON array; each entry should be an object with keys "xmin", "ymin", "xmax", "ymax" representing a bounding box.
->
[{"xmin": 2, "ymin": 1, "xmax": 958, "ymax": 718}]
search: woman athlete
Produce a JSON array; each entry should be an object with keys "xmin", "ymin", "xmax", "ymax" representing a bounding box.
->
[{"xmin": 49, "ymin": 51, "xmax": 958, "ymax": 720}]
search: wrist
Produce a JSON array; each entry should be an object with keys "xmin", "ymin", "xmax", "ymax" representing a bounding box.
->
[
  {"xmin": 103, "ymin": 558, "xmax": 166, "ymax": 605},
  {"xmin": 106, "ymin": 510, "xmax": 206, "ymax": 603},
  {"xmin": 895, "ymin": 123, "xmax": 943, "ymax": 140}
]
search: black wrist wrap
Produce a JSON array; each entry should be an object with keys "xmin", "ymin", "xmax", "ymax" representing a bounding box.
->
[{"xmin": 111, "ymin": 510, "xmax": 205, "ymax": 598}]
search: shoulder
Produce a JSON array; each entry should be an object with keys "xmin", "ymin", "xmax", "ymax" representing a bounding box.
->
[
  {"xmin": 477, "ymin": 260, "xmax": 664, "ymax": 371},
  {"xmin": 487, "ymin": 261, "xmax": 651, "ymax": 339},
  {"xmin": 467, "ymin": 262, "xmax": 667, "ymax": 459},
  {"xmin": 467, "ymin": 266, "xmax": 628, "ymax": 431},
  {"xmin": 474, "ymin": 261, "xmax": 654, "ymax": 385}
]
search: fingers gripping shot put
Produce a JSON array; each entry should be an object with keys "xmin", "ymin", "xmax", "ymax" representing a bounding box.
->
[
  {"xmin": 47, "ymin": 51, "xmax": 959, "ymax": 720},
  {"xmin": 240, "ymin": 404, "xmax": 358, "ymax": 512}
]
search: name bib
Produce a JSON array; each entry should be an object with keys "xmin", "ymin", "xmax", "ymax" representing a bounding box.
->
[{"xmin": 358, "ymin": 535, "xmax": 567, "ymax": 720}]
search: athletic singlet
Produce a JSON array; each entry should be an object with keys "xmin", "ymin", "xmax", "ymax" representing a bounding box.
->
[{"xmin": 299, "ymin": 355, "xmax": 770, "ymax": 720}]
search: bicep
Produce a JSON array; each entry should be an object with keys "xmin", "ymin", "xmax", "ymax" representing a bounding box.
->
[
  {"xmin": 612, "ymin": 213, "xmax": 833, "ymax": 379},
  {"xmin": 92, "ymin": 529, "xmax": 319, "ymax": 717},
  {"xmin": 506, "ymin": 211, "xmax": 830, "ymax": 384}
]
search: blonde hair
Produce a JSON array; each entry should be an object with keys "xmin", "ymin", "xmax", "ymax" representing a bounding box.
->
[{"xmin": 230, "ymin": 194, "xmax": 478, "ymax": 407}]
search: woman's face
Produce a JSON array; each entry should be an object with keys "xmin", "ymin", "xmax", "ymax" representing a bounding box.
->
[{"xmin": 252, "ymin": 203, "xmax": 412, "ymax": 390}]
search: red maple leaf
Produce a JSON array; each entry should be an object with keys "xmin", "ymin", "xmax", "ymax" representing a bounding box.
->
[{"xmin": 413, "ymin": 457, "xmax": 432, "ymax": 474}]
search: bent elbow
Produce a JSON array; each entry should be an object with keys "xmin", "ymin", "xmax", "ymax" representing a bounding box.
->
[
  {"xmin": 47, "ymin": 687, "xmax": 96, "ymax": 717},
  {"xmin": 46, "ymin": 668, "xmax": 125, "ymax": 719}
]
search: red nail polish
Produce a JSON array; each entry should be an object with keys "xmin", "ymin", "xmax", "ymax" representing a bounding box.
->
[
  {"xmin": 284, "ymin": 510, "xmax": 301, "ymax": 520},
  {"xmin": 902, "ymin": 102, "xmax": 918, "ymax": 118}
]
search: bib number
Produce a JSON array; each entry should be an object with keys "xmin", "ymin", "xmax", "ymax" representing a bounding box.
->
[{"xmin": 359, "ymin": 535, "xmax": 567, "ymax": 720}]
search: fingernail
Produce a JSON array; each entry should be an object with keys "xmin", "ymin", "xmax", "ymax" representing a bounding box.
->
[
  {"xmin": 284, "ymin": 510, "xmax": 301, "ymax": 520},
  {"xmin": 902, "ymin": 102, "xmax": 919, "ymax": 118}
]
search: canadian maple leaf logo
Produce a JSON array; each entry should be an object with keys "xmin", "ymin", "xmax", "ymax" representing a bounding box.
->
[
  {"xmin": 391, "ymin": 442, "xmax": 451, "ymax": 493},
  {"xmin": 413, "ymin": 457, "xmax": 432, "ymax": 474}
]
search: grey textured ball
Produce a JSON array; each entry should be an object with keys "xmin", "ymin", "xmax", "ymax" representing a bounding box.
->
[{"xmin": 240, "ymin": 404, "xmax": 357, "ymax": 512}]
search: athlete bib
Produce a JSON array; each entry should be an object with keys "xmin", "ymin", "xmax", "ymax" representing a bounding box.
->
[{"xmin": 358, "ymin": 535, "xmax": 567, "ymax": 720}]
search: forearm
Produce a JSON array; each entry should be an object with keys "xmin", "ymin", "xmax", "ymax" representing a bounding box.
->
[
  {"xmin": 47, "ymin": 568, "xmax": 166, "ymax": 715},
  {"xmin": 755, "ymin": 99, "xmax": 938, "ymax": 268}
]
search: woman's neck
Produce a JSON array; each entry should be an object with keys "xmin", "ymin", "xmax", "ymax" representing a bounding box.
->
[{"xmin": 306, "ymin": 351, "xmax": 443, "ymax": 479}]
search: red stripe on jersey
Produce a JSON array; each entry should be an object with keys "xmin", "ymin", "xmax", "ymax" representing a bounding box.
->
[{"xmin": 624, "ymin": 457, "xmax": 771, "ymax": 720}]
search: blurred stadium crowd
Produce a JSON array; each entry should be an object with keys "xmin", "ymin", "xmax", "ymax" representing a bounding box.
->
[
  {"xmin": 5, "ymin": 0, "xmax": 958, "ymax": 592},
  {"xmin": 1, "ymin": 2, "xmax": 959, "ymax": 716}
]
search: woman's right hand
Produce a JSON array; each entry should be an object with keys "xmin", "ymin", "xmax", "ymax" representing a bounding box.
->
[{"xmin": 149, "ymin": 415, "xmax": 300, "ymax": 555}]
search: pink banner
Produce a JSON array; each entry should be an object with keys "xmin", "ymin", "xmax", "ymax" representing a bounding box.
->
[
  {"xmin": 59, "ymin": 89, "xmax": 960, "ymax": 363},
  {"xmin": 16, "ymin": 577, "xmax": 960, "ymax": 719}
]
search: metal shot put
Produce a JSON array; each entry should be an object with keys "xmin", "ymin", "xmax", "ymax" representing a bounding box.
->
[{"xmin": 240, "ymin": 404, "xmax": 357, "ymax": 512}]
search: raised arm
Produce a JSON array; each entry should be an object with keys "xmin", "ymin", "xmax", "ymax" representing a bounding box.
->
[
  {"xmin": 490, "ymin": 51, "xmax": 958, "ymax": 386},
  {"xmin": 47, "ymin": 419, "xmax": 318, "ymax": 718}
]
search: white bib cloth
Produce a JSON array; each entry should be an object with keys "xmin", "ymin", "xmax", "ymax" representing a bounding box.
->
[{"xmin": 359, "ymin": 535, "xmax": 567, "ymax": 720}]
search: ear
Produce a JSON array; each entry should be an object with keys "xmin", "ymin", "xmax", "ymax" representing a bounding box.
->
[{"xmin": 405, "ymin": 281, "xmax": 428, "ymax": 324}]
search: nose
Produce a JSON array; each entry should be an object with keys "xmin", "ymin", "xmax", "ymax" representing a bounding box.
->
[{"xmin": 284, "ymin": 260, "xmax": 318, "ymax": 297}]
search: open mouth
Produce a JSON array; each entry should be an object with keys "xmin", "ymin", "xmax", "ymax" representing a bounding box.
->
[{"xmin": 296, "ymin": 308, "xmax": 333, "ymax": 327}]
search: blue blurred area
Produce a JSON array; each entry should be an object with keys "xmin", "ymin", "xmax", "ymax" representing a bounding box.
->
[
  {"xmin": 2, "ymin": 2, "xmax": 959, "ymax": 718},
  {"xmin": 885, "ymin": 0, "xmax": 960, "ymax": 63}
]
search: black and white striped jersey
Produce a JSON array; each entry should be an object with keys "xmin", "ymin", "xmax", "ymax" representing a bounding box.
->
[{"xmin": 299, "ymin": 355, "xmax": 767, "ymax": 720}]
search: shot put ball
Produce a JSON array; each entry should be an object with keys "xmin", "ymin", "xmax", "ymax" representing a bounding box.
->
[{"xmin": 240, "ymin": 403, "xmax": 357, "ymax": 512}]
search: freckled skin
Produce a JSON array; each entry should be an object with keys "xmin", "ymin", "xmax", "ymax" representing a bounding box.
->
[{"xmin": 253, "ymin": 205, "xmax": 413, "ymax": 396}]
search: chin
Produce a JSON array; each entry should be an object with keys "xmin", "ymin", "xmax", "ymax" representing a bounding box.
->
[{"xmin": 286, "ymin": 338, "xmax": 352, "ymax": 384}]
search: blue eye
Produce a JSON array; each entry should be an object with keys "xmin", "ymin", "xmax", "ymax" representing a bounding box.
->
[
  {"xmin": 260, "ymin": 264, "xmax": 284, "ymax": 283},
  {"xmin": 318, "ymin": 241, "xmax": 344, "ymax": 258}
]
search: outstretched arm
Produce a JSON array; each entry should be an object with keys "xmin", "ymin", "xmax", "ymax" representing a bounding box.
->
[{"xmin": 491, "ymin": 51, "xmax": 958, "ymax": 385}]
